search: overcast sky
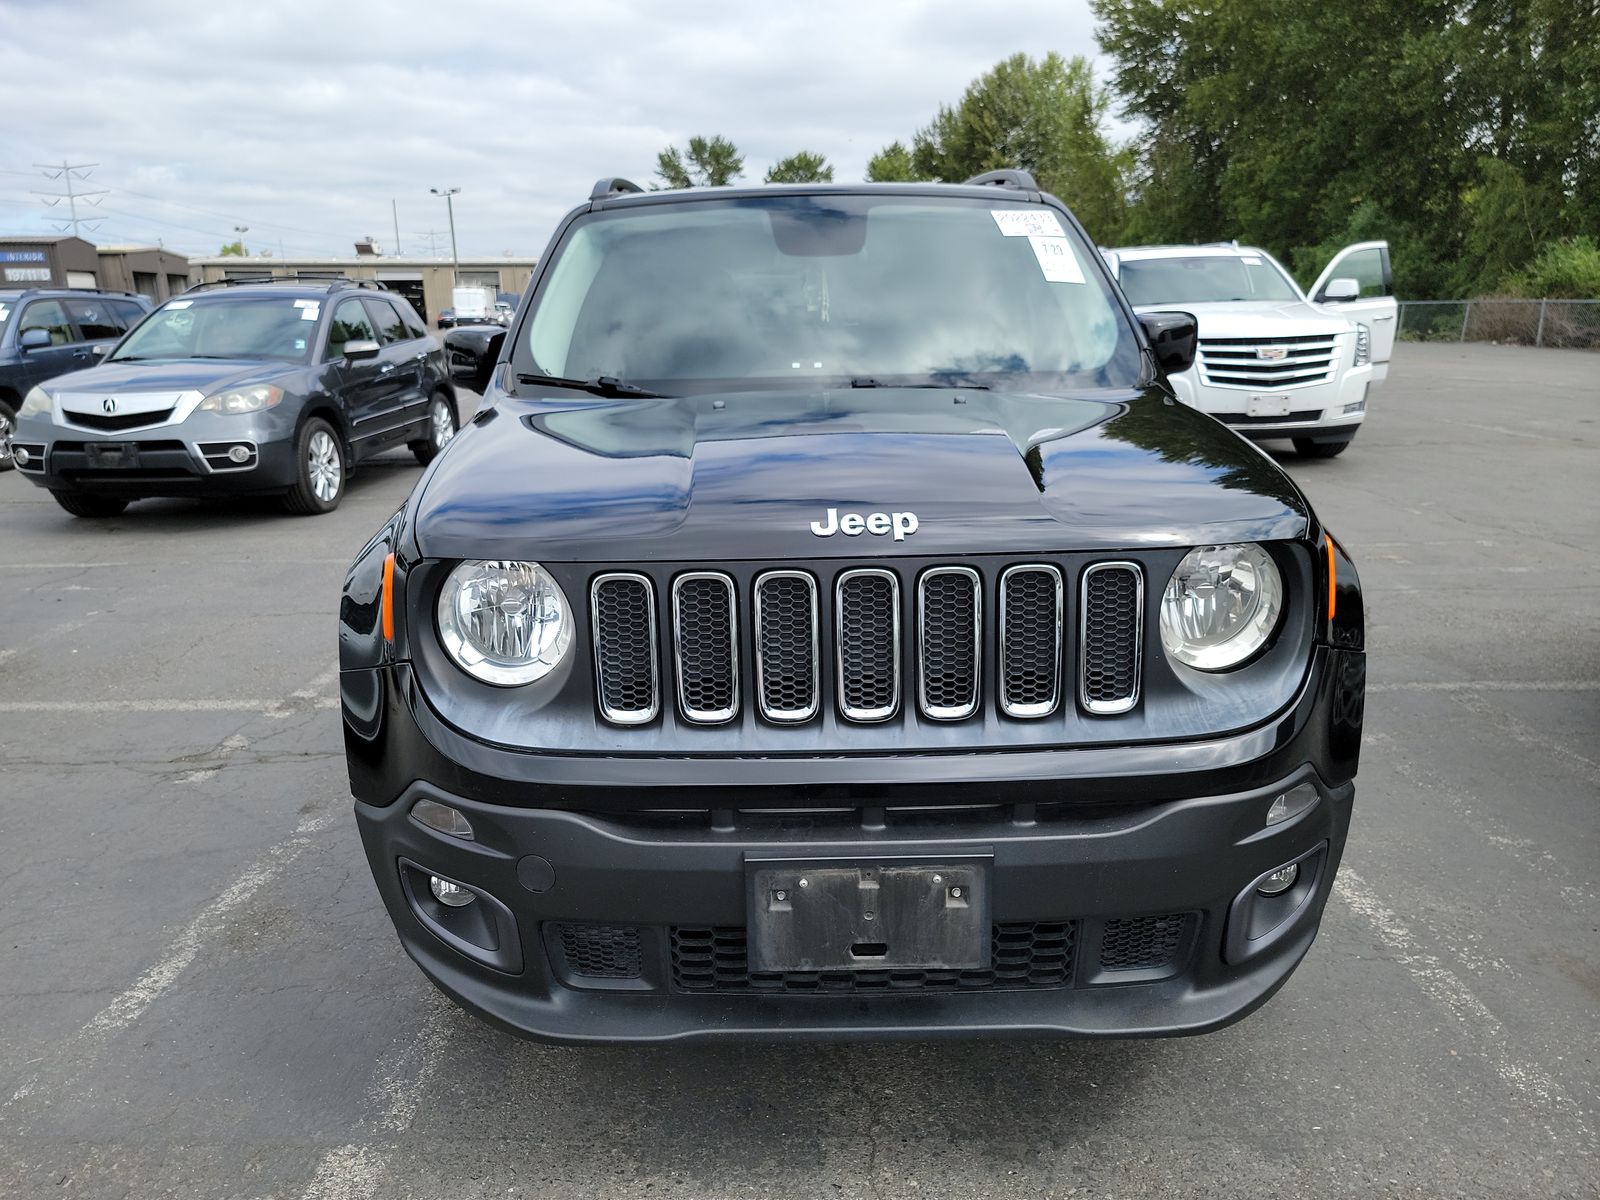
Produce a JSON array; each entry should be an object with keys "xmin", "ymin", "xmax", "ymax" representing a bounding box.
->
[{"xmin": 0, "ymin": 0, "xmax": 1117, "ymax": 261}]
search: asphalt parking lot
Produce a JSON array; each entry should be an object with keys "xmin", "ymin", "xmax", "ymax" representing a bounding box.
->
[{"xmin": 1, "ymin": 342, "xmax": 1596, "ymax": 1199}]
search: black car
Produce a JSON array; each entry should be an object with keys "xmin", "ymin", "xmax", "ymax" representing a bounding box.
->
[
  {"xmin": 340, "ymin": 173, "xmax": 1365, "ymax": 1044},
  {"xmin": 11, "ymin": 278, "xmax": 458, "ymax": 516},
  {"xmin": 0, "ymin": 287, "xmax": 153, "ymax": 471}
]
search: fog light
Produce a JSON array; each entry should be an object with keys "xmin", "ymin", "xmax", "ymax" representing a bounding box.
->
[
  {"xmin": 1266, "ymin": 782, "xmax": 1318, "ymax": 826},
  {"xmin": 13, "ymin": 448, "xmax": 29, "ymax": 466},
  {"xmin": 430, "ymin": 876, "xmax": 476, "ymax": 907},
  {"xmin": 227, "ymin": 444, "xmax": 251, "ymax": 464},
  {"xmin": 1341, "ymin": 399, "xmax": 1366, "ymax": 415},
  {"xmin": 412, "ymin": 798, "xmax": 474, "ymax": 840},
  {"xmin": 1257, "ymin": 864, "xmax": 1299, "ymax": 896}
]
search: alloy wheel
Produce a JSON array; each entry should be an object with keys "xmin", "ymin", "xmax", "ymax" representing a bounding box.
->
[
  {"xmin": 432, "ymin": 397, "xmax": 456, "ymax": 449},
  {"xmin": 308, "ymin": 429, "xmax": 342, "ymax": 502}
]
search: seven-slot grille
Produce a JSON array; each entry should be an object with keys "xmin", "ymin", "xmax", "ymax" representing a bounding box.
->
[
  {"xmin": 592, "ymin": 561, "xmax": 1146, "ymax": 726},
  {"xmin": 1198, "ymin": 333, "xmax": 1341, "ymax": 389}
]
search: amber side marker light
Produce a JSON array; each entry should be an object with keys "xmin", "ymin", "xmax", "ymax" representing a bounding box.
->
[
  {"xmin": 1323, "ymin": 534, "xmax": 1337, "ymax": 622},
  {"xmin": 382, "ymin": 552, "xmax": 396, "ymax": 643}
]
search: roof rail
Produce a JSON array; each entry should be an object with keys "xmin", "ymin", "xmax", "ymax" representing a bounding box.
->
[
  {"xmin": 591, "ymin": 177, "xmax": 646, "ymax": 201},
  {"xmin": 963, "ymin": 169, "xmax": 1040, "ymax": 192},
  {"xmin": 183, "ymin": 275, "xmax": 388, "ymax": 295}
]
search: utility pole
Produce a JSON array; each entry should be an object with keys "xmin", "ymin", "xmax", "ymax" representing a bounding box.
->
[
  {"xmin": 32, "ymin": 161, "xmax": 107, "ymax": 237},
  {"xmin": 234, "ymin": 225, "xmax": 249, "ymax": 256},
  {"xmin": 415, "ymin": 230, "xmax": 446, "ymax": 256},
  {"xmin": 391, "ymin": 199, "xmax": 402, "ymax": 256},
  {"xmin": 430, "ymin": 187, "xmax": 461, "ymax": 284}
]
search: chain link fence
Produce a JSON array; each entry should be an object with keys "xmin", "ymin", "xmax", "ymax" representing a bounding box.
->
[{"xmin": 1398, "ymin": 299, "xmax": 1600, "ymax": 349}]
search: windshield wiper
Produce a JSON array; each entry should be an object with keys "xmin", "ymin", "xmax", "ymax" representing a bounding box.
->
[
  {"xmin": 515, "ymin": 373, "xmax": 669, "ymax": 398},
  {"xmin": 850, "ymin": 377, "xmax": 992, "ymax": 390}
]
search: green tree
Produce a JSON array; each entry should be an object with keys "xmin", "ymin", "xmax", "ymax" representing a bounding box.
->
[
  {"xmin": 654, "ymin": 135, "xmax": 745, "ymax": 189},
  {"xmin": 219, "ymin": 240, "xmax": 246, "ymax": 257},
  {"xmin": 905, "ymin": 52, "xmax": 1134, "ymax": 242},
  {"xmin": 865, "ymin": 141, "xmax": 922, "ymax": 182},
  {"xmin": 765, "ymin": 151, "xmax": 834, "ymax": 183}
]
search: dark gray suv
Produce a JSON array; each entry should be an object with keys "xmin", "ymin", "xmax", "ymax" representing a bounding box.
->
[
  {"xmin": 11, "ymin": 278, "xmax": 457, "ymax": 517},
  {"xmin": 0, "ymin": 287, "xmax": 153, "ymax": 471}
]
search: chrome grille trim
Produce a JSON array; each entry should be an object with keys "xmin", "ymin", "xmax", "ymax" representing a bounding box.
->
[
  {"xmin": 917, "ymin": 566, "xmax": 981, "ymax": 721},
  {"xmin": 753, "ymin": 570, "xmax": 820, "ymax": 724},
  {"xmin": 1198, "ymin": 334, "xmax": 1340, "ymax": 389},
  {"xmin": 590, "ymin": 572, "xmax": 659, "ymax": 726},
  {"xmin": 835, "ymin": 568, "xmax": 900, "ymax": 723},
  {"xmin": 671, "ymin": 571, "xmax": 739, "ymax": 724},
  {"xmin": 1079, "ymin": 561, "xmax": 1144, "ymax": 716},
  {"xmin": 999, "ymin": 563, "xmax": 1063, "ymax": 718}
]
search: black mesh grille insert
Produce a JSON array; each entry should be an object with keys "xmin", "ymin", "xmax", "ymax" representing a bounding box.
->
[
  {"xmin": 553, "ymin": 923, "xmax": 643, "ymax": 978},
  {"xmin": 1099, "ymin": 914, "xmax": 1187, "ymax": 971},
  {"xmin": 755, "ymin": 572, "xmax": 817, "ymax": 721},
  {"xmin": 670, "ymin": 922, "xmax": 1076, "ymax": 993},
  {"xmin": 63, "ymin": 407, "xmax": 177, "ymax": 432},
  {"xmin": 1081, "ymin": 565, "xmax": 1141, "ymax": 710},
  {"xmin": 1000, "ymin": 566, "xmax": 1061, "ymax": 716},
  {"xmin": 592, "ymin": 575, "xmax": 658, "ymax": 723},
  {"xmin": 919, "ymin": 569, "xmax": 979, "ymax": 718},
  {"xmin": 837, "ymin": 570, "xmax": 898, "ymax": 720},
  {"xmin": 673, "ymin": 574, "xmax": 737, "ymax": 721}
]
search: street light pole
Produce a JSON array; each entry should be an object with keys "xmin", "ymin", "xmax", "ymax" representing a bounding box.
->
[{"xmin": 430, "ymin": 187, "xmax": 461, "ymax": 286}]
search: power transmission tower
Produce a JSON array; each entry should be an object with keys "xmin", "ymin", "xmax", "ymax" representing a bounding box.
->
[
  {"xmin": 415, "ymin": 230, "xmax": 446, "ymax": 256},
  {"xmin": 32, "ymin": 161, "xmax": 108, "ymax": 237}
]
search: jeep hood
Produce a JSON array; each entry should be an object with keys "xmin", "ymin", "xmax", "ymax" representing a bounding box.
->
[
  {"xmin": 1134, "ymin": 300, "xmax": 1351, "ymax": 340},
  {"xmin": 411, "ymin": 386, "xmax": 1311, "ymax": 561}
]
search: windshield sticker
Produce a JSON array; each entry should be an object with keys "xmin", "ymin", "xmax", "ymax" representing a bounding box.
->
[
  {"xmin": 1028, "ymin": 235, "xmax": 1085, "ymax": 284},
  {"xmin": 992, "ymin": 209, "xmax": 1066, "ymax": 238},
  {"xmin": 166, "ymin": 299, "xmax": 193, "ymax": 309},
  {"xmin": 293, "ymin": 299, "xmax": 317, "ymax": 307},
  {"xmin": 299, "ymin": 302, "xmax": 320, "ymax": 321},
  {"xmin": 1242, "ymin": 256, "xmax": 1263, "ymax": 266},
  {"xmin": 294, "ymin": 338, "xmax": 307, "ymax": 351}
]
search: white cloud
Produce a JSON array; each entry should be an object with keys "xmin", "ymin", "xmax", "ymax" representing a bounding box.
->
[{"xmin": 0, "ymin": 0, "xmax": 1112, "ymax": 259}]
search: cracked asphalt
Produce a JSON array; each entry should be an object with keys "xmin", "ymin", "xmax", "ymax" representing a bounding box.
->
[{"xmin": 0, "ymin": 343, "xmax": 1596, "ymax": 1199}]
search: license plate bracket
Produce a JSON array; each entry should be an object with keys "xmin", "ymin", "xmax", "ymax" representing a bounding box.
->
[
  {"xmin": 1246, "ymin": 394, "xmax": 1293, "ymax": 417},
  {"xmin": 747, "ymin": 859, "xmax": 990, "ymax": 973},
  {"xmin": 86, "ymin": 442, "xmax": 140, "ymax": 468}
]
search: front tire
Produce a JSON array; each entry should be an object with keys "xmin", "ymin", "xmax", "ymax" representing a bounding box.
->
[
  {"xmin": 0, "ymin": 399, "xmax": 16, "ymax": 472},
  {"xmin": 283, "ymin": 417, "xmax": 346, "ymax": 515},
  {"xmin": 1293, "ymin": 436, "xmax": 1353, "ymax": 459},
  {"xmin": 54, "ymin": 492, "xmax": 129, "ymax": 518},
  {"xmin": 410, "ymin": 392, "xmax": 459, "ymax": 466}
]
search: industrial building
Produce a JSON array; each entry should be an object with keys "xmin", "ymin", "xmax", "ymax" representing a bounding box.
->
[{"xmin": 0, "ymin": 234, "xmax": 190, "ymax": 300}]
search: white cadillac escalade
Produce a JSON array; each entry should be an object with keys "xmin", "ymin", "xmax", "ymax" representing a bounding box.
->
[{"xmin": 1103, "ymin": 241, "xmax": 1397, "ymax": 458}]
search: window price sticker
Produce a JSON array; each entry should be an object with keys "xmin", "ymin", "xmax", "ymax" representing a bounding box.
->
[
  {"xmin": 1028, "ymin": 235, "xmax": 1085, "ymax": 283},
  {"xmin": 992, "ymin": 209, "xmax": 1066, "ymax": 238}
]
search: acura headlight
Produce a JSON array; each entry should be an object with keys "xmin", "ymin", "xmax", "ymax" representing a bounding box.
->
[
  {"xmin": 1353, "ymin": 323, "xmax": 1371, "ymax": 366},
  {"xmin": 19, "ymin": 386, "xmax": 53, "ymax": 418},
  {"xmin": 199, "ymin": 383, "xmax": 283, "ymax": 414},
  {"xmin": 1160, "ymin": 544, "xmax": 1283, "ymax": 671},
  {"xmin": 437, "ymin": 560, "xmax": 572, "ymax": 686}
]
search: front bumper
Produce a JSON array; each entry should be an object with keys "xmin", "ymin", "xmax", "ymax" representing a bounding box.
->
[
  {"xmin": 12, "ymin": 411, "xmax": 300, "ymax": 496},
  {"xmin": 346, "ymin": 648, "xmax": 1364, "ymax": 1044},
  {"xmin": 1168, "ymin": 365, "xmax": 1371, "ymax": 440}
]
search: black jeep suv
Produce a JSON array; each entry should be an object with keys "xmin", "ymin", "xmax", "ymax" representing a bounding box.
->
[
  {"xmin": 11, "ymin": 278, "xmax": 456, "ymax": 516},
  {"xmin": 0, "ymin": 287, "xmax": 153, "ymax": 471},
  {"xmin": 340, "ymin": 173, "xmax": 1366, "ymax": 1043}
]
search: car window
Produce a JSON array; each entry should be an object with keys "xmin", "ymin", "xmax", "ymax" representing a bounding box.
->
[
  {"xmin": 364, "ymin": 298, "xmax": 409, "ymax": 345},
  {"xmin": 327, "ymin": 297, "xmax": 378, "ymax": 359},
  {"xmin": 109, "ymin": 299, "xmax": 149, "ymax": 329},
  {"xmin": 1328, "ymin": 247, "xmax": 1389, "ymax": 298},
  {"xmin": 1117, "ymin": 255, "xmax": 1302, "ymax": 306},
  {"xmin": 399, "ymin": 303, "xmax": 428, "ymax": 339},
  {"xmin": 64, "ymin": 297, "xmax": 126, "ymax": 340},
  {"xmin": 18, "ymin": 299, "xmax": 75, "ymax": 345},
  {"xmin": 111, "ymin": 296, "xmax": 315, "ymax": 363},
  {"xmin": 521, "ymin": 195, "xmax": 1139, "ymax": 391}
]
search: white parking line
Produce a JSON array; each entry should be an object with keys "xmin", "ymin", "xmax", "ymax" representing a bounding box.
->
[
  {"xmin": 0, "ymin": 697, "xmax": 339, "ymax": 714},
  {"xmin": 1367, "ymin": 680, "xmax": 1600, "ymax": 693},
  {"xmin": 1334, "ymin": 869, "xmax": 1581, "ymax": 1123}
]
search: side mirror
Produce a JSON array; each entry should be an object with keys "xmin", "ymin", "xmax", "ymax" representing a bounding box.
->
[
  {"xmin": 1321, "ymin": 277, "xmax": 1360, "ymax": 302},
  {"xmin": 19, "ymin": 328, "xmax": 51, "ymax": 350},
  {"xmin": 445, "ymin": 326, "xmax": 506, "ymax": 394},
  {"xmin": 1138, "ymin": 310, "xmax": 1199, "ymax": 376},
  {"xmin": 343, "ymin": 339, "xmax": 382, "ymax": 361},
  {"xmin": 91, "ymin": 343, "xmax": 113, "ymax": 358}
]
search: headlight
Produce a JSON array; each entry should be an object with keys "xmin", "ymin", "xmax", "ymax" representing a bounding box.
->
[
  {"xmin": 19, "ymin": 387, "xmax": 53, "ymax": 418},
  {"xmin": 437, "ymin": 560, "xmax": 572, "ymax": 686},
  {"xmin": 1160, "ymin": 543, "xmax": 1283, "ymax": 671},
  {"xmin": 1353, "ymin": 323, "xmax": 1371, "ymax": 366},
  {"xmin": 199, "ymin": 383, "xmax": 283, "ymax": 414}
]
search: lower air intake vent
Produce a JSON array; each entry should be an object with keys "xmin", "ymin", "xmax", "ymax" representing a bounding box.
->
[
  {"xmin": 592, "ymin": 574, "xmax": 659, "ymax": 724},
  {"xmin": 1080, "ymin": 563, "xmax": 1142, "ymax": 714},
  {"xmin": 552, "ymin": 923, "xmax": 643, "ymax": 979},
  {"xmin": 670, "ymin": 922, "xmax": 1076, "ymax": 993},
  {"xmin": 1098, "ymin": 914, "xmax": 1187, "ymax": 971}
]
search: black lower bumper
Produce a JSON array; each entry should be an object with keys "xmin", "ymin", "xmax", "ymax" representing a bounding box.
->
[
  {"xmin": 18, "ymin": 437, "xmax": 298, "ymax": 497},
  {"xmin": 353, "ymin": 754, "xmax": 1356, "ymax": 1043}
]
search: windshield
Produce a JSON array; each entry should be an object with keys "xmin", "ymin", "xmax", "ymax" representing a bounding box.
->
[
  {"xmin": 519, "ymin": 194, "xmax": 1140, "ymax": 393},
  {"xmin": 112, "ymin": 295, "xmax": 319, "ymax": 362},
  {"xmin": 1118, "ymin": 254, "xmax": 1302, "ymax": 306}
]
